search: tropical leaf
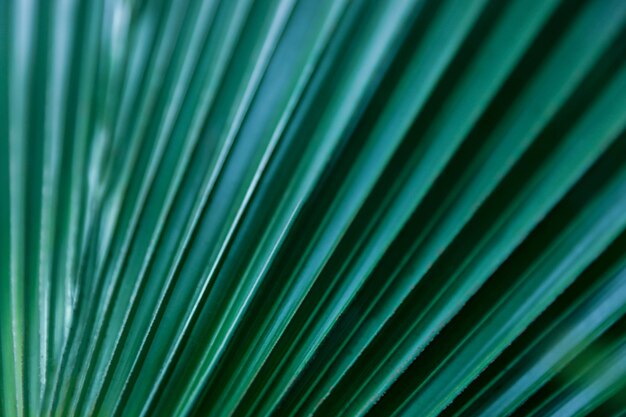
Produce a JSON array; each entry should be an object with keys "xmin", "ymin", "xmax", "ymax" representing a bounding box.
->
[{"xmin": 1, "ymin": 0, "xmax": 625, "ymax": 416}]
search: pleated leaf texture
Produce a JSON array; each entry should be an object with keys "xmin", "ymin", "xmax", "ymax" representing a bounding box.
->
[{"xmin": 2, "ymin": 0, "xmax": 626, "ymax": 416}]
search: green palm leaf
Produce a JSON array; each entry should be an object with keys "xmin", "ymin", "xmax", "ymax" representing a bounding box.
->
[{"xmin": 1, "ymin": 0, "xmax": 625, "ymax": 416}]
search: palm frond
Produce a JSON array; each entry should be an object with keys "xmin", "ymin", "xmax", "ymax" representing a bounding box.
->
[{"xmin": 1, "ymin": 0, "xmax": 626, "ymax": 416}]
